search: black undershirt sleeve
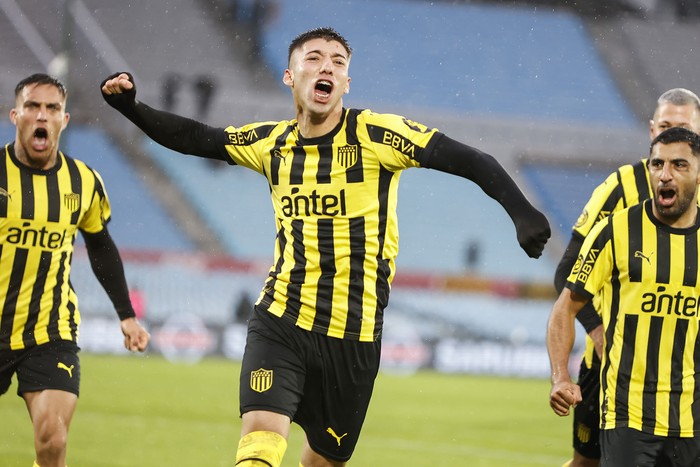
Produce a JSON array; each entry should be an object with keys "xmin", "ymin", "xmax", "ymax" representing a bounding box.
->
[
  {"xmin": 101, "ymin": 75, "xmax": 227, "ymax": 160},
  {"xmin": 554, "ymin": 234, "xmax": 602, "ymax": 333},
  {"xmin": 82, "ymin": 228, "xmax": 135, "ymax": 321},
  {"xmin": 420, "ymin": 135, "xmax": 541, "ymax": 228}
]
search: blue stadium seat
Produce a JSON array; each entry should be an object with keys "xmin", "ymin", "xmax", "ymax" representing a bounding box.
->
[
  {"xmin": 260, "ymin": 0, "xmax": 637, "ymax": 127},
  {"xmin": 521, "ymin": 162, "xmax": 612, "ymax": 236}
]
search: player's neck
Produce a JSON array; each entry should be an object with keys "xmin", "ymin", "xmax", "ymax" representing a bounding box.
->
[
  {"xmin": 296, "ymin": 107, "xmax": 343, "ymax": 139},
  {"xmin": 652, "ymin": 202, "xmax": 699, "ymax": 229}
]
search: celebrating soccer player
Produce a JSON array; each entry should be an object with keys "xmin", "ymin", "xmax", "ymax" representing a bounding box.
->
[
  {"xmin": 0, "ymin": 73, "xmax": 150, "ymax": 467},
  {"xmin": 548, "ymin": 127, "xmax": 700, "ymax": 467},
  {"xmin": 101, "ymin": 27, "xmax": 550, "ymax": 467},
  {"xmin": 553, "ymin": 88, "xmax": 700, "ymax": 467}
]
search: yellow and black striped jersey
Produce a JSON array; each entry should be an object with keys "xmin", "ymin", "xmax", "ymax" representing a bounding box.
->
[
  {"xmin": 567, "ymin": 200, "xmax": 700, "ymax": 437},
  {"xmin": 0, "ymin": 143, "xmax": 111, "ymax": 350},
  {"xmin": 573, "ymin": 160, "xmax": 700, "ymax": 368},
  {"xmin": 573, "ymin": 159, "xmax": 651, "ymax": 239},
  {"xmin": 573, "ymin": 159, "xmax": 651, "ymax": 368},
  {"xmin": 221, "ymin": 108, "xmax": 442, "ymax": 341}
]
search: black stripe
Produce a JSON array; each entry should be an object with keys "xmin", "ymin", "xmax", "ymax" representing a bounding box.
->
[
  {"xmin": 45, "ymin": 171, "xmax": 61, "ymax": 222},
  {"xmin": 667, "ymin": 318, "xmax": 688, "ymax": 434},
  {"xmin": 316, "ymin": 144, "xmax": 332, "ymax": 184},
  {"xmin": 345, "ymin": 217, "xmax": 366, "ymax": 338},
  {"xmin": 290, "ymin": 146, "xmax": 306, "ymax": 185},
  {"xmin": 0, "ymin": 250, "xmax": 27, "ymax": 348},
  {"xmin": 628, "ymin": 205, "xmax": 644, "ymax": 282},
  {"xmin": 372, "ymin": 167, "xmax": 395, "ymax": 337},
  {"xmin": 601, "ymin": 262, "xmax": 620, "ymax": 429},
  {"xmin": 46, "ymin": 250, "xmax": 68, "ymax": 341},
  {"xmin": 23, "ymin": 250, "xmax": 52, "ymax": 346},
  {"xmin": 284, "ymin": 219, "xmax": 306, "ymax": 318},
  {"xmin": 345, "ymin": 110, "xmax": 364, "ymax": 183},
  {"xmin": 632, "ymin": 160, "xmax": 651, "ymax": 201},
  {"xmin": 683, "ymin": 233, "xmax": 698, "ymax": 287},
  {"xmin": 313, "ymin": 218, "xmax": 335, "ymax": 331},
  {"xmin": 603, "ymin": 169, "xmax": 625, "ymax": 213},
  {"xmin": 258, "ymin": 223, "xmax": 288, "ymax": 313},
  {"xmin": 640, "ymin": 316, "xmax": 662, "ymax": 432},
  {"xmin": 64, "ymin": 156, "xmax": 83, "ymax": 225},
  {"xmin": 655, "ymin": 227, "xmax": 671, "ymax": 284},
  {"xmin": 614, "ymin": 314, "xmax": 637, "ymax": 427},
  {"xmin": 269, "ymin": 126, "xmax": 295, "ymax": 186},
  {"xmin": 20, "ymin": 168, "xmax": 34, "ymax": 220}
]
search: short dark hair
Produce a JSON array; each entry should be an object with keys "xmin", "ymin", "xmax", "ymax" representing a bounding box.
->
[
  {"xmin": 287, "ymin": 27, "xmax": 352, "ymax": 65},
  {"xmin": 15, "ymin": 73, "xmax": 67, "ymax": 99},
  {"xmin": 650, "ymin": 127, "xmax": 700, "ymax": 157}
]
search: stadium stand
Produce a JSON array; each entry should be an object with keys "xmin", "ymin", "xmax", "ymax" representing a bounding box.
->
[
  {"xmin": 6, "ymin": 0, "xmax": 697, "ymax": 356},
  {"xmin": 260, "ymin": 0, "xmax": 638, "ymax": 128}
]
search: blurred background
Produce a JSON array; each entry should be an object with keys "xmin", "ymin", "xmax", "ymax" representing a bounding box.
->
[{"xmin": 1, "ymin": 0, "xmax": 699, "ymax": 375}]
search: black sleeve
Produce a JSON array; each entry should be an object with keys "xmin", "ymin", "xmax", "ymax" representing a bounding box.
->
[
  {"xmin": 554, "ymin": 234, "xmax": 602, "ymax": 333},
  {"xmin": 421, "ymin": 135, "xmax": 551, "ymax": 258},
  {"xmin": 101, "ymin": 73, "xmax": 227, "ymax": 160},
  {"xmin": 82, "ymin": 228, "xmax": 135, "ymax": 321},
  {"xmin": 422, "ymin": 135, "xmax": 537, "ymax": 222}
]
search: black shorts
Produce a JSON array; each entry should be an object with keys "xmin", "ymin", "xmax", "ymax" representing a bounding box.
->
[
  {"xmin": 601, "ymin": 427, "xmax": 700, "ymax": 467},
  {"xmin": 0, "ymin": 340, "xmax": 81, "ymax": 397},
  {"xmin": 573, "ymin": 352, "xmax": 601, "ymax": 459},
  {"xmin": 239, "ymin": 306, "xmax": 381, "ymax": 462}
]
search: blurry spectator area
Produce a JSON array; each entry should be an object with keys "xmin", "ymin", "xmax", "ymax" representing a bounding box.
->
[
  {"xmin": 259, "ymin": 0, "xmax": 638, "ymax": 128},
  {"xmin": 521, "ymin": 161, "xmax": 615, "ymax": 236},
  {"xmin": 0, "ymin": 123, "xmax": 194, "ymax": 252},
  {"xmin": 145, "ymin": 140, "xmax": 277, "ymax": 261},
  {"xmin": 70, "ymin": 248, "xmax": 268, "ymax": 326}
]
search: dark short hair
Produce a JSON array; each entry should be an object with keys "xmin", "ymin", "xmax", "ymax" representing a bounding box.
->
[
  {"xmin": 650, "ymin": 127, "xmax": 700, "ymax": 157},
  {"xmin": 15, "ymin": 73, "xmax": 67, "ymax": 99},
  {"xmin": 288, "ymin": 27, "xmax": 352, "ymax": 65}
]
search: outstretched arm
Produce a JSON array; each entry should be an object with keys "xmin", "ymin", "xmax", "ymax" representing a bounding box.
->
[
  {"xmin": 82, "ymin": 228, "xmax": 150, "ymax": 352},
  {"xmin": 101, "ymin": 72, "xmax": 226, "ymax": 160},
  {"xmin": 422, "ymin": 135, "xmax": 551, "ymax": 258}
]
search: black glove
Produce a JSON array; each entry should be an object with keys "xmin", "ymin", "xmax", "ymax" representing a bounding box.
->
[
  {"xmin": 515, "ymin": 208, "xmax": 551, "ymax": 258},
  {"xmin": 100, "ymin": 72, "xmax": 137, "ymax": 110}
]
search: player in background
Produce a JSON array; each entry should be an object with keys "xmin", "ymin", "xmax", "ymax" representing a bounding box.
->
[
  {"xmin": 548, "ymin": 127, "xmax": 700, "ymax": 466},
  {"xmin": 0, "ymin": 73, "xmax": 150, "ymax": 467},
  {"xmin": 553, "ymin": 88, "xmax": 700, "ymax": 467},
  {"xmin": 101, "ymin": 27, "xmax": 550, "ymax": 467}
]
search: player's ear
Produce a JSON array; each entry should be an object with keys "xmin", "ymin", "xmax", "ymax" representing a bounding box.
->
[
  {"xmin": 344, "ymin": 77, "xmax": 351, "ymax": 94},
  {"xmin": 9, "ymin": 108, "xmax": 17, "ymax": 125},
  {"xmin": 283, "ymin": 69, "xmax": 293, "ymax": 88},
  {"xmin": 62, "ymin": 111, "xmax": 70, "ymax": 130}
]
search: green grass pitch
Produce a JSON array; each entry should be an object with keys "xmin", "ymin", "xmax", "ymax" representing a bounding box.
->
[{"xmin": 0, "ymin": 353, "xmax": 571, "ymax": 466}]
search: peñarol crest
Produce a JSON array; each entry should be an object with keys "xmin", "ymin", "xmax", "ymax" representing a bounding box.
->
[
  {"xmin": 64, "ymin": 192, "xmax": 80, "ymax": 213},
  {"xmin": 250, "ymin": 368, "xmax": 273, "ymax": 393},
  {"xmin": 337, "ymin": 145, "xmax": 358, "ymax": 168}
]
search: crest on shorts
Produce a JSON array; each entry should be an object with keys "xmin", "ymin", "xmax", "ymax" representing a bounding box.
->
[
  {"xmin": 250, "ymin": 368, "xmax": 273, "ymax": 393},
  {"xmin": 64, "ymin": 192, "xmax": 80, "ymax": 213},
  {"xmin": 575, "ymin": 422, "xmax": 591, "ymax": 444}
]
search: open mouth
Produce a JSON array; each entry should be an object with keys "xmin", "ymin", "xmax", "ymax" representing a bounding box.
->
[
  {"xmin": 658, "ymin": 187, "xmax": 677, "ymax": 206},
  {"xmin": 314, "ymin": 80, "xmax": 333, "ymax": 99},
  {"xmin": 32, "ymin": 128, "xmax": 49, "ymax": 150}
]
